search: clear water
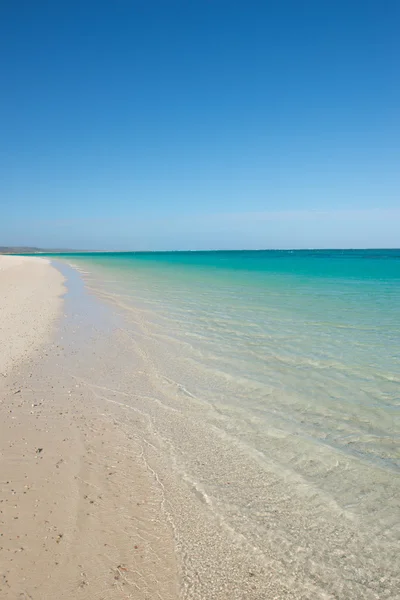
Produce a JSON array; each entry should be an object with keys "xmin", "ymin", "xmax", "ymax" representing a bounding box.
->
[{"xmin": 46, "ymin": 250, "xmax": 400, "ymax": 598}]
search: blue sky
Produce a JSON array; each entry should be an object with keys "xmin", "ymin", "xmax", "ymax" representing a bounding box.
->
[{"xmin": 1, "ymin": 1, "xmax": 399, "ymax": 250}]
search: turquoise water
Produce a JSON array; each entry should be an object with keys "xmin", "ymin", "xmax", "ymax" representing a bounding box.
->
[
  {"xmin": 46, "ymin": 249, "xmax": 400, "ymax": 597},
  {"xmin": 51, "ymin": 249, "xmax": 400, "ymax": 469}
]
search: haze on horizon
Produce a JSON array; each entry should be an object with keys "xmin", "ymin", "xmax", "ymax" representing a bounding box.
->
[{"xmin": 1, "ymin": 1, "xmax": 399, "ymax": 251}]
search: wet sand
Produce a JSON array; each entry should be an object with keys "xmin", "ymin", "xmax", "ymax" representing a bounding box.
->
[{"xmin": 0, "ymin": 258, "xmax": 178, "ymax": 599}]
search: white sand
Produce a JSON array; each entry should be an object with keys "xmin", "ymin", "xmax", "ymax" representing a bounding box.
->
[
  {"xmin": 0, "ymin": 255, "xmax": 65, "ymax": 376},
  {"xmin": 0, "ymin": 255, "xmax": 178, "ymax": 599}
]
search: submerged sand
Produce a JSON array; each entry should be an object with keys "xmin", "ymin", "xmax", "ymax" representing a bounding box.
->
[{"xmin": 0, "ymin": 257, "xmax": 178, "ymax": 599}]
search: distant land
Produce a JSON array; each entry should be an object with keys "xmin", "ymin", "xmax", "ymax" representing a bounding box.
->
[{"xmin": 0, "ymin": 247, "xmax": 74, "ymax": 254}]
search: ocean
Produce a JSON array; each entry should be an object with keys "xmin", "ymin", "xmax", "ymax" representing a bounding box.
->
[{"xmin": 49, "ymin": 249, "xmax": 400, "ymax": 598}]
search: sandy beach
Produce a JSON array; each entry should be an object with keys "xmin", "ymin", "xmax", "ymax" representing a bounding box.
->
[
  {"xmin": 1, "ymin": 255, "xmax": 399, "ymax": 600},
  {"xmin": 0, "ymin": 256, "xmax": 65, "ymax": 377},
  {"xmin": 0, "ymin": 257, "xmax": 178, "ymax": 599}
]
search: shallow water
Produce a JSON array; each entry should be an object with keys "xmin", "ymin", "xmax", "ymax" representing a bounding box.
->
[{"xmin": 48, "ymin": 250, "xmax": 400, "ymax": 598}]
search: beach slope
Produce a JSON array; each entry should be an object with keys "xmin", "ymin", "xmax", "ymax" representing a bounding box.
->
[{"xmin": 0, "ymin": 257, "xmax": 178, "ymax": 599}]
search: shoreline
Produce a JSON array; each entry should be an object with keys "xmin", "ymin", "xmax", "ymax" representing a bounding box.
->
[
  {"xmin": 0, "ymin": 257, "xmax": 179, "ymax": 599},
  {"xmin": 1, "ymin": 255, "xmax": 399, "ymax": 599}
]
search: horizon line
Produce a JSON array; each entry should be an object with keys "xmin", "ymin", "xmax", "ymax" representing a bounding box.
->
[{"xmin": 5, "ymin": 246, "xmax": 400, "ymax": 254}]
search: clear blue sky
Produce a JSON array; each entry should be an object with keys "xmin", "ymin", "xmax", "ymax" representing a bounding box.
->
[{"xmin": 1, "ymin": 1, "xmax": 399, "ymax": 250}]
